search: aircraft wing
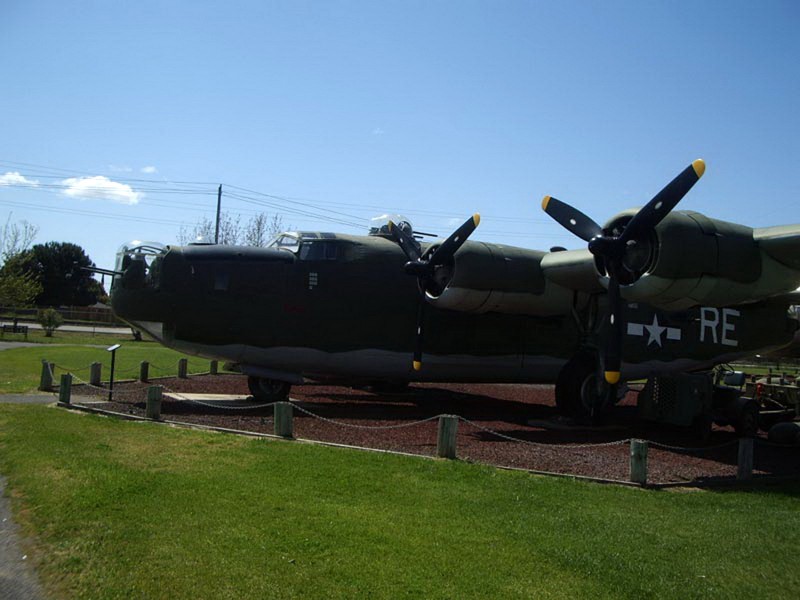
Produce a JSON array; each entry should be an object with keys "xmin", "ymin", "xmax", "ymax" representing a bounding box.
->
[{"xmin": 419, "ymin": 216, "xmax": 800, "ymax": 318}]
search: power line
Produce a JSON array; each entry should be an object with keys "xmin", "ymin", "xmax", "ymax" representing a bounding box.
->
[{"xmin": 0, "ymin": 158, "xmax": 559, "ymax": 238}]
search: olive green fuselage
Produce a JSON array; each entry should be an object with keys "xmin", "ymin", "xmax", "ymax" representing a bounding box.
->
[{"xmin": 110, "ymin": 235, "xmax": 797, "ymax": 384}]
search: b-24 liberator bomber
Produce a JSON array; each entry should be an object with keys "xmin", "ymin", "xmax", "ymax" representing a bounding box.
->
[{"xmin": 109, "ymin": 160, "xmax": 800, "ymax": 425}]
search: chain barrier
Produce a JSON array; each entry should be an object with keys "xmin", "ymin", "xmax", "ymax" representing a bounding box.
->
[
  {"xmin": 290, "ymin": 402, "xmax": 442, "ymax": 430},
  {"xmin": 68, "ymin": 373, "xmax": 143, "ymax": 400},
  {"xmin": 648, "ymin": 439, "xmax": 739, "ymax": 453},
  {"xmin": 50, "ymin": 361, "xmax": 793, "ymax": 455},
  {"xmin": 52, "ymin": 363, "xmax": 92, "ymax": 373},
  {"xmin": 457, "ymin": 416, "xmax": 632, "ymax": 449}
]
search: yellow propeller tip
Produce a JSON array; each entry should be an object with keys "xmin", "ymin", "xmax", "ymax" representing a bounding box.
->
[
  {"xmin": 541, "ymin": 195, "xmax": 551, "ymax": 211},
  {"xmin": 473, "ymin": 213, "xmax": 481, "ymax": 226},
  {"xmin": 692, "ymin": 159, "xmax": 706, "ymax": 178},
  {"xmin": 604, "ymin": 371, "xmax": 621, "ymax": 385},
  {"xmin": 413, "ymin": 360, "xmax": 422, "ymax": 371},
  {"xmin": 387, "ymin": 220, "xmax": 394, "ymax": 231}
]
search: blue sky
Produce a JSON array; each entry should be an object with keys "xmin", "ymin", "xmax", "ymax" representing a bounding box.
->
[{"xmin": 1, "ymin": 0, "xmax": 798, "ymax": 270}]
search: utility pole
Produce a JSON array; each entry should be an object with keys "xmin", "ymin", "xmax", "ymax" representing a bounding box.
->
[{"xmin": 215, "ymin": 184, "xmax": 222, "ymax": 244}]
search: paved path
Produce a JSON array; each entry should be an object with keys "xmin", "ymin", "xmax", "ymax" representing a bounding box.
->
[
  {"xmin": 0, "ymin": 341, "xmax": 106, "ymax": 352},
  {"xmin": 0, "ymin": 477, "xmax": 46, "ymax": 599},
  {"xmin": 1, "ymin": 320, "xmax": 131, "ymax": 336},
  {"xmin": 0, "ymin": 397, "xmax": 58, "ymax": 598},
  {"xmin": 0, "ymin": 395, "xmax": 56, "ymax": 404}
]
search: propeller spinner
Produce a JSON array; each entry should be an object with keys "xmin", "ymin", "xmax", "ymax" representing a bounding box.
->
[
  {"xmin": 542, "ymin": 159, "xmax": 706, "ymax": 384},
  {"xmin": 388, "ymin": 214, "xmax": 481, "ymax": 370}
]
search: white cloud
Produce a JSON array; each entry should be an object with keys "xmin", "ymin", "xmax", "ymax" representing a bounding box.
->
[
  {"xmin": 61, "ymin": 175, "xmax": 141, "ymax": 205},
  {"xmin": 0, "ymin": 171, "xmax": 39, "ymax": 187},
  {"xmin": 372, "ymin": 127, "xmax": 385, "ymax": 135},
  {"xmin": 140, "ymin": 165, "xmax": 158, "ymax": 174}
]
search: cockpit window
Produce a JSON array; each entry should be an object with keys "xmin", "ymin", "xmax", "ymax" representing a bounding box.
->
[
  {"xmin": 267, "ymin": 233, "xmax": 301, "ymax": 253},
  {"xmin": 114, "ymin": 241, "xmax": 168, "ymax": 288}
]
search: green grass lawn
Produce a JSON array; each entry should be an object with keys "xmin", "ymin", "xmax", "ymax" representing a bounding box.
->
[
  {"xmin": 0, "ymin": 344, "xmax": 214, "ymax": 393},
  {"xmin": 0, "ymin": 405, "xmax": 798, "ymax": 599}
]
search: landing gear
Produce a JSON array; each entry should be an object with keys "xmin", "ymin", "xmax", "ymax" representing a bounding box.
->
[
  {"xmin": 247, "ymin": 376, "xmax": 291, "ymax": 402},
  {"xmin": 555, "ymin": 353, "xmax": 615, "ymax": 422}
]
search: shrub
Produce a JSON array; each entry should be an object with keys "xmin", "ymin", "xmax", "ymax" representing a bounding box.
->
[{"xmin": 38, "ymin": 308, "xmax": 64, "ymax": 337}]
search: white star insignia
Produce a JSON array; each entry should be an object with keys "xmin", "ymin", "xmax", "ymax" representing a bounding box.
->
[{"xmin": 643, "ymin": 314, "xmax": 666, "ymax": 347}]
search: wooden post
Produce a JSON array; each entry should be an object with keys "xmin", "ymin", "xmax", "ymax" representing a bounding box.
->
[
  {"xmin": 630, "ymin": 439, "xmax": 648, "ymax": 485},
  {"xmin": 38, "ymin": 360, "xmax": 54, "ymax": 391},
  {"xmin": 139, "ymin": 361, "xmax": 150, "ymax": 382},
  {"xmin": 59, "ymin": 373, "xmax": 72, "ymax": 404},
  {"xmin": 210, "ymin": 360, "xmax": 218, "ymax": 375},
  {"xmin": 178, "ymin": 358, "xmax": 188, "ymax": 379},
  {"xmin": 768, "ymin": 368, "xmax": 773, "ymax": 384},
  {"xmin": 274, "ymin": 402, "xmax": 294, "ymax": 438},
  {"xmin": 737, "ymin": 438, "xmax": 754, "ymax": 481},
  {"xmin": 146, "ymin": 386, "xmax": 162, "ymax": 420},
  {"xmin": 89, "ymin": 362, "xmax": 102, "ymax": 386},
  {"xmin": 437, "ymin": 415, "xmax": 459, "ymax": 459}
]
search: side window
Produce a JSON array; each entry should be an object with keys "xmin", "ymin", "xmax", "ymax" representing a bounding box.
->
[{"xmin": 299, "ymin": 241, "xmax": 339, "ymax": 261}]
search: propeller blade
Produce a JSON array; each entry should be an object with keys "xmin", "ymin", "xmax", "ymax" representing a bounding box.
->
[
  {"xmin": 413, "ymin": 293, "xmax": 426, "ymax": 371},
  {"xmin": 428, "ymin": 214, "xmax": 480, "ymax": 266},
  {"xmin": 603, "ymin": 276, "xmax": 623, "ymax": 384},
  {"xmin": 541, "ymin": 196, "xmax": 603, "ymax": 242},
  {"xmin": 620, "ymin": 159, "xmax": 705, "ymax": 243},
  {"xmin": 387, "ymin": 220, "xmax": 422, "ymax": 262}
]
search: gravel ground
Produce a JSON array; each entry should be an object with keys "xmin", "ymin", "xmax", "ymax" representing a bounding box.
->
[{"xmin": 73, "ymin": 374, "xmax": 800, "ymax": 485}]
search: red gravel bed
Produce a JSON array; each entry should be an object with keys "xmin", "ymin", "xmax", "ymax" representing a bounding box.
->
[{"xmin": 74, "ymin": 374, "xmax": 800, "ymax": 485}]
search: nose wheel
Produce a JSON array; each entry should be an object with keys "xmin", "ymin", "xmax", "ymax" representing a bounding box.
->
[
  {"xmin": 247, "ymin": 376, "xmax": 291, "ymax": 402},
  {"xmin": 555, "ymin": 353, "xmax": 616, "ymax": 422}
]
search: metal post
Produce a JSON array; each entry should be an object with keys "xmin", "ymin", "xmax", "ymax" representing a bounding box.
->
[
  {"xmin": 210, "ymin": 360, "xmax": 218, "ymax": 375},
  {"xmin": 437, "ymin": 415, "xmax": 459, "ymax": 459},
  {"xmin": 630, "ymin": 439, "xmax": 649, "ymax": 485},
  {"xmin": 737, "ymin": 438, "xmax": 754, "ymax": 481},
  {"xmin": 139, "ymin": 361, "xmax": 149, "ymax": 382},
  {"xmin": 90, "ymin": 362, "xmax": 102, "ymax": 386},
  {"xmin": 59, "ymin": 373, "xmax": 72, "ymax": 405},
  {"xmin": 214, "ymin": 184, "xmax": 222, "ymax": 243},
  {"xmin": 108, "ymin": 348, "xmax": 117, "ymax": 402},
  {"xmin": 104, "ymin": 344, "xmax": 122, "ymax": 402},
  {"xmin": 146, "ymin": 386, "xmax": 163, "ymax": 420},
  {"xmin": 274, "ymin": 402, "xmax": 294, "ymax": 438},
  {"xmin": 178, "ymin": 358, "xmax": 188, "ymax": 379}
]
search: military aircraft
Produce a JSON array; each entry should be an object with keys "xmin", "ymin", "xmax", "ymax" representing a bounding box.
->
[{"xmin": 108, "ymin": 159, "xmax": 800, "ymax": 423}]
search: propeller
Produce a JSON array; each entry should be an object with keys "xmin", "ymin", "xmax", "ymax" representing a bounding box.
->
[
  {"xmin": 388, "ymin": 214, "xmax": 481, "ymax": 370},
  {"xmin": 542, "ymin": 159, "xmax": 706, "ymax": 385}
]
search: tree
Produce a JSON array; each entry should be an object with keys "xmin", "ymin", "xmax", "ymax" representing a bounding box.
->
[
  {"xmin": 178, "ymin": 211, "xmax": 285, "ymax": 247},
  {"xmin": 1, "ymin": 215, "xmax": 38, "ymax": 265},
  {"xmin": 0, "ymin": 269, "xmax": 41, "ymax": 310},
  {"xmin": 2, "ymin": 242, "xmax": 103, "ymax": 307},
  {"xmin": 37, "ymin": 308, "xmax": 64, "ymax": 337}
]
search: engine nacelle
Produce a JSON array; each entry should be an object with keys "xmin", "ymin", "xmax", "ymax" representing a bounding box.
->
[
  {"xmin": 617, "ymin": 211, "xmax": 800, "ymax": 309},
  {"xmin": 424, "ymin": 242, "xmax": 578, "ymax": 316}
]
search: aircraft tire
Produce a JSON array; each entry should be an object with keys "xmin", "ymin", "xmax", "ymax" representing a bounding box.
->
[
  {"xmin": 247, "ymin": 376, "xmax": 291, "ymax": 402},
  {"xmin": 555, "ymin": 353, "xmax": 612, "ymax": 422}
]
